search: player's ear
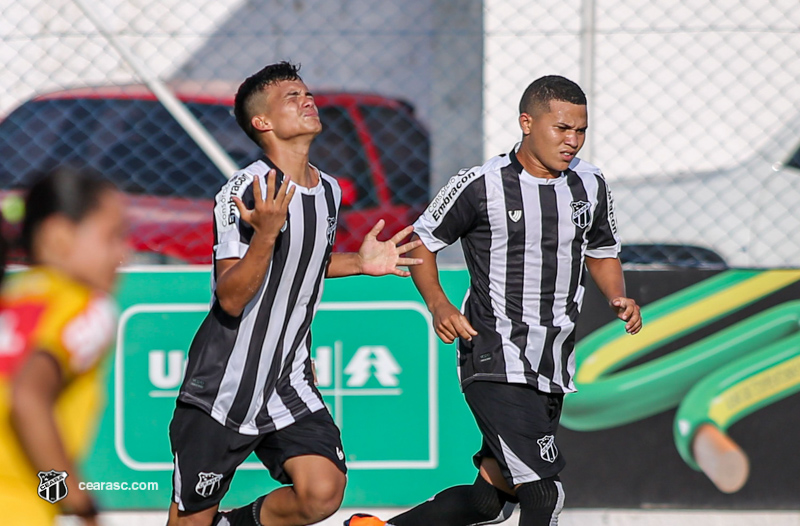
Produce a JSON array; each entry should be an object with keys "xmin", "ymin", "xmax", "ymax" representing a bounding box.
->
[
  {"xmin": 35, "ymin": 216, "xmax": 75, "ymax": 261},
  {"xmin": 519, "ymin": 112, "xmax": 533, "ymax": 135},
  {"xmin": 252, "ymin": 115, "xmax": 272, "ymax": 133}
]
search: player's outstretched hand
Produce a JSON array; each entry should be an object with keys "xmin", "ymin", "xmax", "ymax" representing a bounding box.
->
[
  {"xmin": 232, "ymin": 169, "xmax": 295, "ymax": 240},
  {"xmin": 431, "ymin": 300, "xmax": 478, "ymax": 344},
  {"xmin": 610, "ymin": 296, "xmax": 642, "ymax": 334},
  {"xmin": 358, "ymin": 219, "xmax": 423, "ymax": 277}
]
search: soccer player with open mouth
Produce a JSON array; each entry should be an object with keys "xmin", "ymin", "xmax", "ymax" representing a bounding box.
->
[{"xmin": 166, "ymin": 62, "xmax": 423, "ymax": 526}]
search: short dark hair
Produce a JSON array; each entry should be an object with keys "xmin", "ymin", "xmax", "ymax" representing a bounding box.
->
[
  {"xmin": 519, "ymin": 75, "xmax": 586, "ymax": 116},
  {"xmin": 234, "ymin": 61, "xmax": 303, "ymax": 145},
  {"xmin": 21, "ymin": 166, "xmax": 116, "ymax": 261}
]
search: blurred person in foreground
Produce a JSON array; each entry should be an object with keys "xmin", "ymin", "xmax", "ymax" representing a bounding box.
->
[
  {"xmin": 167, "ymin": 61, "xmax": 421, "ymax": 526},
  {"xmin": 0, "ymin": 168, "xmax": 127, "ymax": 525},
  {"xmin": 347, "ymin": 76, "xmax": 642, "ymax": 526}
]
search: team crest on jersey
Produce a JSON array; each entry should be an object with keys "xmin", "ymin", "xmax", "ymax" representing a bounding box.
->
[
  {"xmin": 195, "ymin": 472, "xmax": 223, "ymax": 498},
  {"xmin": 570, "ymin": 200, "xmax": 591, "ymax": 229},
  {"xmin": 508, "ymin": 210, "xmax": 522, "ymax": 223},
  {"xmin": 537, "ymin": 435, "xmax": 559, "ymax": 463},
  {"xmin": 326, "ymin": 216, "xmax": 337, "ymax": 245},
  {"xmin": 37, "ymin": 470, "xmax": 69, "ymax": 504}
]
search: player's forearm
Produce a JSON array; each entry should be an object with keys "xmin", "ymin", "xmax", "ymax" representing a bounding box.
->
[
  {"xmin": 408, "ymin": 241, "xmax": 450, "ymax": 312},
  {"xmin": 11, "ymin": 381, "xmax": 71, "ymax": 474},
  {"xmin": 216, "ymin": 232, "xmax": 277, "ymax": 316},
  {"xmin": 326, "ymin": 253, "xmax": 361, "ymax": 278},
  {"xmin": 585, "ymin": 256, "xmax": 626, "ymax": 302},
  {"xmin": 10, "ymin": 368, "xmax": 94, "ymax": 513}
]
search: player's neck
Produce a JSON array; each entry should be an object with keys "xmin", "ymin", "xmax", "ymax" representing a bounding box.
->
[
  {"xmin": 516, "ymin": 145, "xmax": 560, "ymax": 179},
  {"xmin": 262, "ymin": 140, "xmax": 317, "ymax": 188}
]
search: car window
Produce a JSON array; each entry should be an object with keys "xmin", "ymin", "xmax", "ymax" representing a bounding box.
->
[
  {"xmin": 310, "ymin": 106, "xmax": 376, "ymax": 209},
  {"xmin": 619, "ymin": 243, "xmax": 727, "ymax": 269},
  {"xmin": 359, "ymin": 104, "xmax": 429, "ymax": 205},
  {"xmin": 0, "ymin": 99, "xmax": 81, "ymax": 187},
  {"xmin": 0, "ymin": 97, "xmax": 419, "ymax": 208},
  {"xmin": 0, "ymin": 98, "xmax": 228, "ymax": 198}
]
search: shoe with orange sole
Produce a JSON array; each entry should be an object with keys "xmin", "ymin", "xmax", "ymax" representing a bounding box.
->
[{"xmin": 344, "ymin": 513, "xmax": 387, "ymax": 526}]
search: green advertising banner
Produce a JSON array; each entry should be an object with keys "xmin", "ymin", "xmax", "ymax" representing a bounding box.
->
[
  {"xmin": 80, "ymin": 267, "xmax": 800, "ymax": 511},
  {"xmin": 84, "ymin": 268, "xmax": 478, "ymax": 510}
]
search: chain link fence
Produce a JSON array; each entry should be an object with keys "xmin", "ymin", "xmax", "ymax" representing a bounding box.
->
[{"xmin": 1, "ymin": 0, "xmax": 799, "ymax": 267}]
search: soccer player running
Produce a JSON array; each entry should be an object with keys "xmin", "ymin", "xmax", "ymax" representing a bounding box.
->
[
  {"xmin": 167, "ymin": 62, "xmax": 423, "ymax": 526},
  {"xmin": 347, "ymin": 76, "xmax": 642, "ymax": 526},
  {"xmin": 0, "ymin": 168, "xmax": 128, "ymax": 525}
]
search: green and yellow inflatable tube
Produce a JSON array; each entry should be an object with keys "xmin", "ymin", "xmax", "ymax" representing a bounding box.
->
[
  {"xmin": 562, "ymin": 269, "xmax": 800, "ymax": 492},
  {"xmin": 674, "ymin": 313, "xmax": 800, "ymax": 492}
]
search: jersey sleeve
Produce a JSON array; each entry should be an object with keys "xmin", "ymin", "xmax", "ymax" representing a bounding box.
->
[
  {"xmin": 585, "ymin": 175, "xmax": 621, "ymax": 258},
  {"xmin": 213, "ymin": 170, "xmax": 256, "ymax": 260},
  {"xmin": 36, "ymin": 294, "xmax": 118, "ymax": 380},
  {"xmin": 413, "ymin": 168, "xmax": 482, "ymax": 252}
]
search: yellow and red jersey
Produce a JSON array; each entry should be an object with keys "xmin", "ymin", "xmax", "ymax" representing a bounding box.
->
[{"xmin": 0, "ymin": 267, "xmax": 117, "ymax": 525}]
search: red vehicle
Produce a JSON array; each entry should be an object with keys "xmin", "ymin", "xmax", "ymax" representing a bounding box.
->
[{"xmin": 0, "ymin": 83, "xmax": 430, "ymax": 263}]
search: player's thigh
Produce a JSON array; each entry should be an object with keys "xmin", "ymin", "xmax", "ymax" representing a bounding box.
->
[
  {"xmin": 284, "ymin": 454, "xmax": 346, "ymax": 503},
  {"xmin": 169, "ymin": 401, "xmax": 259, "ymax": 514},
  {"xmin": 465, "ymin": 381, "xmax": 566, "ymax": 487},
  {"xmin": 479, "ymin": 456, "xmax": 515, "ymax": 495},
  {"xmin": 254, "ymin": 409, "xmax": 347, "ymax": 499}
]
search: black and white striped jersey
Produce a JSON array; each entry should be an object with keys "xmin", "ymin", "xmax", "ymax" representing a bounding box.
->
[
  {"xmin": 178, "ymin": 159, "xmax": 341, "ymax": 435},
  {"xmin": 413, "ymin": 146, "xmax": 620, "ymax": 394}
]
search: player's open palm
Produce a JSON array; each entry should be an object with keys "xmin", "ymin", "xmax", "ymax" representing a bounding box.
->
[
  {"xmin": 358, "ymin": 220, "xmax": 424, "ymax": 277},
  {"xmin": 232, "ymin": 169, "xmax": 295, "ymax": 239}
]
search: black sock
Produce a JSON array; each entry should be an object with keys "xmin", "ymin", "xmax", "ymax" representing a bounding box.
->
[
  {"xmin": 516, "ymin": 478, "xmax": 564, "ymax": 526},
  {"xmin": 389, "ymin": 475, "xmax": 516, "ymax": 526},
  {"xmin": 213, "ymin": 496, "xmax": 266, "ymax": 526}
]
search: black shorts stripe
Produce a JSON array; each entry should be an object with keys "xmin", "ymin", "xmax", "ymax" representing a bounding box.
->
[
  {"xmin": 170, "ymin": 401, "xmax": 345, "ymax": 512},
  {"xmin": 465, "ymin": 381, "xmax": 565, "ymax": 486}
]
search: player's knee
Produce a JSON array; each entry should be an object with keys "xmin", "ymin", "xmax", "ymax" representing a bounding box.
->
[
  {"xmin": 294, "ymin": 472, "xmax": 346, "ymax": 522},
  {"xmin": 516, "ymin": 477, "xmax": 564, "ymax": 516}
]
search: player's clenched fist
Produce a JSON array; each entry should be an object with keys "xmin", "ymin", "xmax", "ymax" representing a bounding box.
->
[
  {"xmin": 610, "ymin": 296, "xmax": 642, "ymax": 335},
  {"xmin": 232, "ymin": 169, "xmax": 296, "ymax": 239},
  {"xmin": 431, "ymin": 301, "xmax": 478, "ymax": 344}
]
